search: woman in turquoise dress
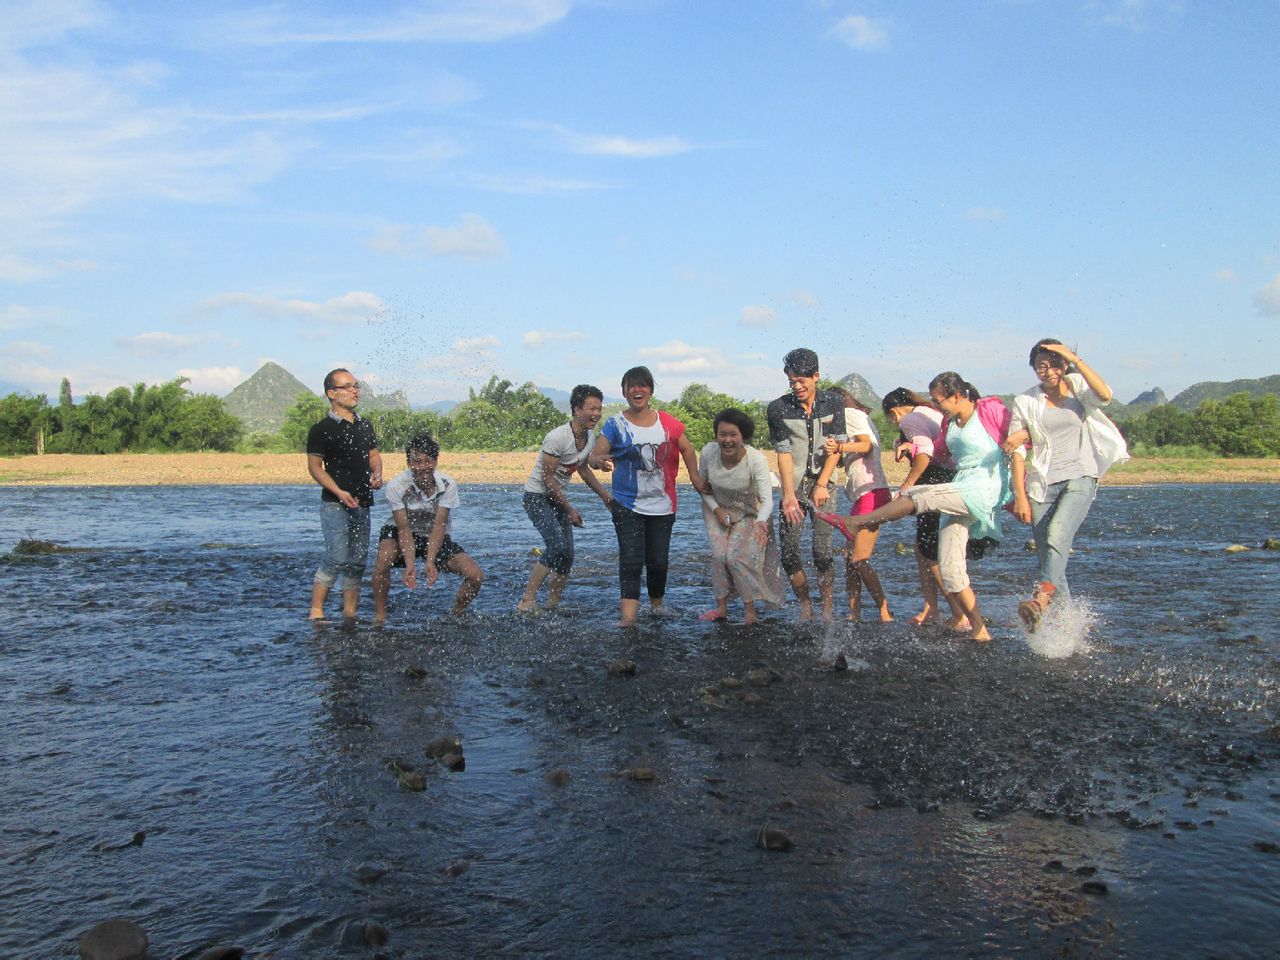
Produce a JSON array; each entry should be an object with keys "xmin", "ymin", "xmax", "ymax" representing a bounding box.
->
[{"xmin": 819, "ymin": 372, "xmax": 1011, "ymax": 641}]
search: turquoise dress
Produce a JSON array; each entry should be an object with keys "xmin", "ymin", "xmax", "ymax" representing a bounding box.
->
[{"xmin": 942, "ymin": 413, "xmax": 1011, "ymax": 542}]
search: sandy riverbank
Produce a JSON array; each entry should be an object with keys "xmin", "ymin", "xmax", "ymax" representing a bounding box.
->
[{"xmin": 2, "ymin": 451, "xmax": 1278, "ymax": 486}]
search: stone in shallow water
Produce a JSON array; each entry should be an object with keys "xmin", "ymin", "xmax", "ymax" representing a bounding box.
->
[
  {"xmin": 622, "ymin": 767, "xmax": 656, "ymax": 782},
  {"xmin": 607, "ymin": 658, "xmax": 637, "ymax": 677},
  {"xmin": 193, "ymin": 947, "xmax": 245, "ymax": 960},
  {"xmin": 545, "ymin": 768, "xmax": 571, "ymax": 787},
  {"xmin": 425, "ymin": 735, "xmax": 462, "ymax": 759},
  {"xmin": 1224, "ymin": 544, "xmax": 1249, "ymax": 553},
  {"xmin": 1080, "ymin": 880, "xmax": 1109, "ymax": 896},
  {"xmin": 756, "ymin": 825, "xmax": 793, "ymax": 851},
  {"xmin": 78, "ymin": 919, "xmax": 148, "ymax": 960},
  {"xmin": 440, "ymin": 752, "xmax": 466, "ymax": 772},
  {"xmin": 363, "ymin": 922, "xmax": 389, "ymax": 947}
]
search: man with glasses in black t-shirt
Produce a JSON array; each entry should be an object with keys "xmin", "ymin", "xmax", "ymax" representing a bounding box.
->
[{"xmin": 307, "ymin": 368, "xmax": 382, "ymax": 620}]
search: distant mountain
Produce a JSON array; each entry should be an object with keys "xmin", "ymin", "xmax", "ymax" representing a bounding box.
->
[
  {"xmin": 223, "ymin": 362, "xmax": 315, "ymax": 434},
  {"xmin": 1170, "ymin": 374, "xmax": 1280, "ymax": 410},
  {"xmin": 1128, "ymin": 387, "xmax": 1167, "ymax": 407},
  {"xmin": 357, "ymin": 380, "xmax": 411, "ymax": 413},
  {"xmin": 833, "ymin": 372, "xmax": 880, "ymax": 409},
  {"xmin": 424, "ymin": 400, "xmax": 460, "ymax": 415}
]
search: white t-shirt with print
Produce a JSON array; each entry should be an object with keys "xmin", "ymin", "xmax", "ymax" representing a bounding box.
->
[
  {"xmin": 524, "ymin": 422, "xmax": 595, "ymax": 495},
  {"xmin": 383, "ymin": 468, "xmax": 460, "ymax": 536}
]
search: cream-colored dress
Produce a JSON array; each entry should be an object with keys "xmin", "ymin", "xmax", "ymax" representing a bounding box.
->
[{"xmin": 699, "ymin": 443, "xmax": 786, "ymax": 606}]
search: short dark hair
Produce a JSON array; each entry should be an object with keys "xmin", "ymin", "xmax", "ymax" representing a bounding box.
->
[
  {"xmin": 406, "ymin": 431, "xmax": 440, "ymax": 460},
  {"xmin": 570, "ymin": 384, "xmax": 604, "ymax": 411},
  {"xmin": 1029, "ymin": 337, "xmax": 1067, "ymax": 368},
  {"xmin": 323, "ymin": 368, "xmax": 352, "ymax": 392},
  {"xmin": 620, "ymin": 366, "xmax": 655, "ymax": 392},
  {"xmin": 928, "ymin": 371, "xmax": 980, "ymax": 403},
  {"xmin": 783, "ymin": 348, "xmax": 819, "ymax": 378},
  {"xmin": 713, "ymin": 407, "xmax": 755, "ymax": 443}
]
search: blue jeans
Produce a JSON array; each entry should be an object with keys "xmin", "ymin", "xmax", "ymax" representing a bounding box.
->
[
  {"xmin": 1031, "ymin": 476, "xmax": 1097, "ymax": 600},
  {"xmin": 610, "ymin": 502, "xmax": 675, "ymax": 601},
  {"xmin": 315, "ymin": 500, "xmax": 370, "ymax": 592},
  {"xmin": 523, "ymin": 492, "xmax": 575, "ymax": 575}
]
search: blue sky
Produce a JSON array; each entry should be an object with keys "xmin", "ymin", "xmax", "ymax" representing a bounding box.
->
[{"xmin": 3, "ymin": 0, "xmax": 1278, "ymax": 407}]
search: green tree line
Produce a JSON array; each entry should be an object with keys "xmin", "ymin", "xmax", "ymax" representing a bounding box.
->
[{"xmin": 5, "ymin": 378, "xmax": 1277, "ymax": 459}]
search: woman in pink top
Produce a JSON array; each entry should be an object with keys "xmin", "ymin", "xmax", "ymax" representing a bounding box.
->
[{"xmin": 825, "ymin": 391, "xmax": 892, "ymax": 622}]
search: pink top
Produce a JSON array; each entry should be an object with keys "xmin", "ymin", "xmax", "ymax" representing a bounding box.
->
[
  {"xmin": 898, "ymin": 407, "xmax": 955, "ymax": 470},
  {"xmin": 935, "ymin": 396, "xmax": 1011, "ymax": 467}
]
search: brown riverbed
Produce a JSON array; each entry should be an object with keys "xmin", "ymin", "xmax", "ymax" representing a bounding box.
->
[{"xmin": 1, "ymin": 451, "xmax": 1277, "ymax": 486}]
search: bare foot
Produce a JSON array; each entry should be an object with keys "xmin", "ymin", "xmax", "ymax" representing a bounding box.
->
[
  {"xmin": 515, "ymin": 599, "xmax": 538, "ymax": 613},
  {"xmin": 971, "ymin": 621, "xmax": 992, "ymax": 642},
  {"xmin": 308, "ymin": 609, "xmax": 325, "ymax": 621},
  {"xmin": 908, "ymin": 609, "xmax": 937, "ymax": 626},
  {"xmin": 876, "ymin": 601, "xmax": 894, "ymax": 623},
  {"xmin": 797, "ymin": 603, "xmax": 814, "ymax": 623},
  {"xmin": 945, "ymin": 616, "xmax": 973, "ymax": 633}
]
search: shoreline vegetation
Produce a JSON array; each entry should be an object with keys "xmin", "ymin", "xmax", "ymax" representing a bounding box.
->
[{"xmin": 2, "ymin": 451, "xmax": 1278, "ymax": 487}]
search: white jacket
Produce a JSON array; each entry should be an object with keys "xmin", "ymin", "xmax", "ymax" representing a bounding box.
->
[{"xmin": 1011, "ymin": 372, "xmax": 1129, "ymax": 502}]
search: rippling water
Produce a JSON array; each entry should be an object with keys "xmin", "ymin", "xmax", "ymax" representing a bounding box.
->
[{"xmin": 1, "ymin": 483, "xmax": 1277, "ymax": 957}]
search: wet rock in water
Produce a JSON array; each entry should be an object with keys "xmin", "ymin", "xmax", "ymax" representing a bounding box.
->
[
  {"xmin": 745, "ymin": 668, "xmax": 779, "ymax": 688},
  {"xmin": 756, "ymin": 825, "xmax": 793, "ymax": 852},
  {"xmin": 1079, "ymin": 880, "xmax": 1109, "ymax": 896},
  {"xmin": 894, "ymin": 541, "xmax": 909, "ymax": 555},
  {"xmin": 425, "ymin": 735, "xmax": 462, "ymax": 759},
  {"xmin": 545, "ymin": 768, "xmax": 571, "ymax": 788},
  {"xmin": 1074, "ymin": 865, "xmax": 1097, "ymax": 876},
  {"xmin": 15, "ymin": 539, "xmax": 61, "ymax": 555},
  {"xmin": 720, "ymin": 676, "xmax": 742, "ymax": 689},
  {"xmin": 1043, "ymin": 860, "xmax": 1067, "ymax": 873},
  {"xmin": 739, "ymin": 691, "xmax": 765, "ymax": 707},
  {"xmin": 92, "ymin": 831, "xmax": 146, "ymax": 853},
  {"xmin": 1262, "ymin": 537, "xmax": 1280, "ymax": 550},
  {"xmin": 400, "ymin": 771, "xmax": 427, "ymax": 790},
  {"xmin": 1253, "ymin": 840, "xmax": 1280, "ymax": 854},
  {"xmin": 193, "ymin": 946, "xmax": 245, "ymax": 960},
  {"xmin": 357, "ymin": 862, "xmax": 389, "ymax": 884},
  {"xmin": 78, "ymin": 919, "xmax": 148, "ymax": 960},
  {"xmin": 363, "ymin": 922, "xmax": 390, "ymax": 947},
  {"xmin": 607, "ymin": 658, "xmax": 638, "ymax": 677},
  {"xmin": 622, "ymin": 767, "xmax": 657, "ymax": 782},
  {"xmin": 1224, "ymin": 544, "xmax": 1250, "ymax": 553},
  {"xmin": 404, "ymin": 664, "xmax": 428, "ymax": 679},
  {"xmin": 440, "ymin": 752, "xmax": 466, "ymax": 772},
  {"xmin": 445, "ymin": 858, "xmax": 471, "ymax": 877},
  {"xmin": 51, "ymin": 682, "xmax": 73, "ymax": 696},
  {"xmin": 832, "ymin": 653, "xmax": 849, "ymax": 672}
]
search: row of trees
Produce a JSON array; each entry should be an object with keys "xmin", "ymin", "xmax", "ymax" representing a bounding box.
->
[
  {"xmin": 0, "ymin": 379, "xmax": 243, "ymax": 455},
  {"xmin": 3, "ymin": 377, "xmax": 1276, "ymax": 459}
]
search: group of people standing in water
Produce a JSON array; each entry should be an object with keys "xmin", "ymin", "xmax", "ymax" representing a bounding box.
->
[{"xmin": 306, "ymin": 339, "xmax": 1128, "ymax": 639}]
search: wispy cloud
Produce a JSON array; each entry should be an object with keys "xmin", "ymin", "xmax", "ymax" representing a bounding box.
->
[
  {"xmin": 739, "ymin": 306, "xmax": 777, "ymax": 330},
  {"xmin": 469, "ymin": 173, "xmax": 613, "ymax": 194},
  {"xmin": 830, "ymin": 15, "xmax": 889, "ymax": 52},
  {"xmin": 965, "ymin": 207, "xmax": 1006, "ymax": 222},
  {"xmin": 227, "ymin": 0, "xmax": 572, "ymax": 45},
  {"xmin": 114, "ymin": 331, "xmax": 215, "ymax": 357},
  {"xmin": 529, "ymin": 122, "xmax": 693, "ymax": 158},
  {"xmin": 175, "ymin": 365, "xmax": 244, "ymax": 393},
  {"xmin": 637, "ymin": 339, "xmax": 729, "ymax": 375},
  {"xmin": 1085, "ymin": 0, "xmax": 1186, "ymax": 32},
  {"xmin": 0, "ymin": 256, "xmax": 100, "ymax": 284},
  {"xmin": 1, "ymin": 304, "xmax": 43, "ymax": 330},
  {"xmin": 523, "ymin": 329, "xmax": 587, "ymax": 348},
  {"xmin": 5, "ymin": 339, "xmax": 53, "ymax": 359},
  {"xmin": 197, "ymin": 291, "xmax": 388, "ymax": 325},
  {"xmin": 369, "ymin": 214, "xmax": 507, "ymax": 260},
  {"xmin": 1254, "ymin": 274, "xmax": 1280, "ymax": 317}
]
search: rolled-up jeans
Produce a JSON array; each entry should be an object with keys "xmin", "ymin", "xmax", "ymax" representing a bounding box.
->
[
  {"xmin": 315, "ymin": 500, "xmax": 370, "ymax": 592},
  {"xmin": 1031, "ymin": 476, "xmax": 1097, "ymax": 601}
]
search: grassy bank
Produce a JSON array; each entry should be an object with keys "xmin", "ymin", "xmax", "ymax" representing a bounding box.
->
[{"xmin": 2, "ymin": 451, "xmax": 1278, "ymax": 487}]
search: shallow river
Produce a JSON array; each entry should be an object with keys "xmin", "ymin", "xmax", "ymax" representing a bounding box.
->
[{"xmin": 1, "ymin": 483, "xmax": 1277, "ymax": 958}]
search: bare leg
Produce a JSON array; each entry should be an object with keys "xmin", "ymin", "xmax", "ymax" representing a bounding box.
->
[
  {"xmin": 910, "ymin": 546, "xmax": 939, "ymax": 625},
  {"xmin": 845, "ymin": 551, "xmax": 863, "ymax": 621},
  {"xmin": 848, "ymin": 526, "xmax": 891, "ymax": 622},
  {"xmin": 948, "ymin": 587, "xmax": 990, "ymax": 641},
  {"xmin": 743, "ymin": 599, "xmax": 759, "ymax": 625},
  {"xmin": 309, "ymin": 581, "xmax": 329, "ymax": 620},
  {"xmin": 619, "ymin": 597, "xmax": 639, "ymax": 627},
  {"xmin": 445, "ymin": 554, "xmax": 484, "ymax": 615},
  {"xmin": 544, "ymin": 572, "xmax": 568, "ymax": 609},
  {"xmin": 341, "ymin": 587, "xmax": 360, "ymax": 620},
  {"xmin": 789, "ymin": 570, "xmax": 814, "ymax": 622},
  {"xmin": 700, "ymin": 595, "xmax": 730, "ymax": 622},
  {"xmin": 518, "ymin": 561, "xmax": 552, "ymax": 612},
  {"xmin": 835, "ymin": 496, "xmax": 916, "ymax": 538},
  {"xmin": 818, "ymin": 567, "xmax": 835, "ymax": 622},
  {"xmin": 371, "ymin": 540, "xmax": 400, "ymax": 624}
]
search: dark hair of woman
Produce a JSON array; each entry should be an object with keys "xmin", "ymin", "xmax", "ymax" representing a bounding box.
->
[
  {"xmin": 620, "ymin": 366, "xmax": 655, "ymax": 392},
  {"xmin": 569, "ymin": 383, "xmax": 604, "ymax": 411},
  {"xmin": 880, "ymin": 386, "xmax": 933, "ymax": 415},
  {"xmin": 928, "ymin": 371, "xmax": 980, "ymax": 403},
  {"xmin": 712, "ymin": 407, "xmax": 755, "ymax": 443}
]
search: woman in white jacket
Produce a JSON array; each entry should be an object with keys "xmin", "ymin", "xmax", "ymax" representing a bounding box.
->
[{"xmin": 1004, "ymin": 339, "xmax": 1128, "ymax": 630}]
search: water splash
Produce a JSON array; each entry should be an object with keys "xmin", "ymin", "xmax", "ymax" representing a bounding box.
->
[{"xmin": 1023, "ymin": 596, "xmax": 1097, "ymax": 659}]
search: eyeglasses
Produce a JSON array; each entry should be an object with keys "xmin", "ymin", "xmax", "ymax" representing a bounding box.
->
[
  {"xmin": 1032, "ymin": 362, "xmax": 1063, "ymax": 372},
  {"xmin": 330, "ymin": 382, "xmax": 360, "ymax": 391}
]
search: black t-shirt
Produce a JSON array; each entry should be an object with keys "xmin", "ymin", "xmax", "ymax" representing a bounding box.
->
[{"xmin": 306, "ymin": 413, "xmax": 379, "ymax": 507}]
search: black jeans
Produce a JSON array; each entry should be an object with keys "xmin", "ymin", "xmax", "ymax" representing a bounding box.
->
[{"xmin": 610, "ymin": 502, "xmax": 676, "ymax": 601}]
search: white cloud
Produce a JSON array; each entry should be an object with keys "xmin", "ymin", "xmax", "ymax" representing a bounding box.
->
[
  {"xmin": 965, "ymin": 207, "xmax": 1006, "ymax": 221},
  {"xmin": 0, "ymin": 257, "xmax": 102, "ymax": 283},
  {"xmin": 1254, "ymin": 274, "xmax": 1280, "ymax": 317},
  {"xmin": 369, "ymin": 214, "xmax": 507, "ymax": 260},
  {"xmin": 0, "ymin": 0, "xmax": 103, "ymax": 48},
  {"xmin": 1086, "ymin": 0, "xmax": 1186, "ymax": 32},
  {"xmin": 454, "ymin": 336, "xmax": 501, "ymax": 351},
  {"xmin": 1213, "ymin": 268, "xmax": 1237, "ymax": 283},
  {"xmin": 831, "ymin": 15, "xmax": 889, "ymax": 51},
  {"xmin": 5, "ymin": 339, "xmax": 53, "ymax": 359},
  {"xmin": 523, "ymin": 329, "xmax": 587, "ymax": 348},
  {"xmin": 791, "ymin": 290, "xmax": 818, "ymax": 309},
  {"xmin": 636, "ymin": 339, "xmax": 729, "ymax": 375},
  {"xmin": 739, "ymin": 305, "xmax": 777, "ymax": 330},
  {"xmin": 197, "ymin": 291, "xmax": 388, "ymax": 325},
  {"xmin": 1, "ymin": 304, "xmax": 42, "ymax": 329},
  {"xmin": 469, "ymin": 173, "xmax": 612, "ymax": 194},
  {"xmin": 228, "ymin": 0, "xmax": 571, "ymax": 45},
  {"xmin": 531, "ymin": 122, "xmax": 692, "ymax": 158},
  {"xmin": 175, "ymin": 366, "xmax": 244, "ymax": 394},
  {"xmin": 114, "ymin": 331, "xmax": 211, "ymax": 357}
]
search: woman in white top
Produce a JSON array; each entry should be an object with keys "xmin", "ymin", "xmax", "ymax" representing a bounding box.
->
[
  {"xmin": 1004, "ymin": 339, "xmax": 1128, "ymax": 630},
  {"xmin": 516, "ymin": 385, "xmax": 612, "ymax": 612},
  {"xmin": 697, "ymin": 408, "xmax": 785, "ymax": 625},
  {"xmin": 824, "ymin": 391, "xmax": 893, "ymax": 621}
]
